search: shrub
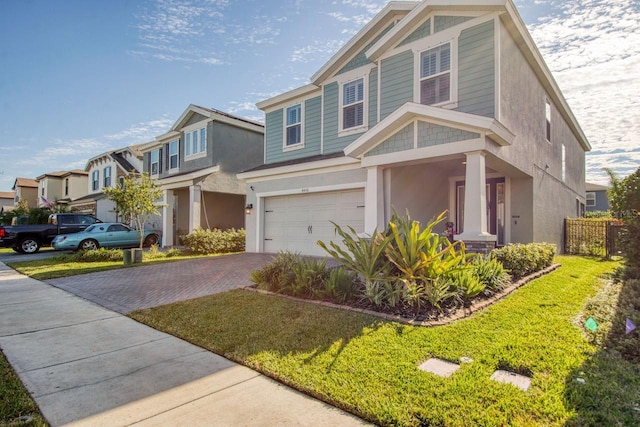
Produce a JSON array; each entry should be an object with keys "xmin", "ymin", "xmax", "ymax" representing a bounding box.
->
[
  {"xmin": 251, "ymin": 251, "xmax": 301, "ymax": 292},
  {"xmin": 491, "ymin": 243, "xmax": 555, "ymax": 280},
  {"xmin": 180, "ymin": 228, "xmax": 245, "ymax": 254},
  {"xmin": 314, "ymin": 266, "xmax": 358, "ymax": 303},
  {"xmin": 68, "ymin": 248, "xmax": 124, "ymax": 262},
  {"xmin": 471, "ymin": 255, "xmax": 511, "ymax": 292}
]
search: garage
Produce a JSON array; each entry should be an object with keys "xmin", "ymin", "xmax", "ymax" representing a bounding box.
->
[{"xmin": 263, "ymin": 189, "xmax": 365, "ymax": 256}]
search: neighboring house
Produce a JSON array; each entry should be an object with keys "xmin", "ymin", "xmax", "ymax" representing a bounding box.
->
[
  {"xmin": 240, "ymin": 0, "xmax": 589, "ymax": 256},
  {"xmin": 12, "ymin": 177, "xmax": 39, "ymax": 208},
  {"xmin": 141, "ymin": 104, "xmax": 264, "ymax": 246},
  {"xmin": 585, "ymin": 182, "xmax": 610, "ymax": 213},
  {"xmin": 0, "ymin": 192, "xmax": 14, "ymax": 212},
  {"xmin": 69, "ymin": 145, "xmax": 150, "ymax": 224},
  {"xmin": 35, "ymin": 170, "xmax": 88, "ymax": 208}
]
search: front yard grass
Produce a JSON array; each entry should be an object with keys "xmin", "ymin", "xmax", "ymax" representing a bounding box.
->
[
  {"xmin": 6, "ymin": 252, "xmax": 221, "ymax": 281},
  {"xmin": 130, "ymin": 256, "xmax": 639, "ymax": 426},
  {"xmin": 0, "ymin": 350, "xmax": 47, "ymax": 426}
]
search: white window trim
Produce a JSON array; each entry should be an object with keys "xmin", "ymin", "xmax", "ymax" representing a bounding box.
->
[
  {"xmin": 283, "ymin": 102, "xmax": 305, "ymax": 151},
  {"xmin": 414, "ymin": 38, "xmax": 458, "ymax": 109},
  {"xmin": 586, "ymin": 192, "xmax": 596, "ymax": 207},
  {"xmin": 91, "ymin": 170, "xmax": 99, "ymax": 192},
  {"xmin": 103, "ymin": 166, "xmax": 112, "ymax": 188},
  {"xmin": 183, "ymin": 120, "xmax": 208, "ymax": 161},
  {"xmin": 168, "ymin": 140, "xmax": 179, "ymax": 173},
  {"xmin": 338, "ymin": 74, "xmax": 369, "ymax": 137},
  {"xmin": 150, "ymin": 149, "xmax": 160, "ymax": 177}
]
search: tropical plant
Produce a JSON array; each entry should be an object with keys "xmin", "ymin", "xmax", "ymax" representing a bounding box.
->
[
  {"xmin": 471, "ymin": 255, "xmax": 511, "ymax": 292},
  {"xmin": 316, "ymin": 267, "xmax": 358, "ymax": 303},
  {"xmin": 422, "ymin": 277, "xmax": 458, "ymax": 313}
]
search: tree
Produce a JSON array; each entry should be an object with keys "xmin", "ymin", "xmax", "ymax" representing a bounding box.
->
[
  {"xmin": 605, "ymin": 167, "xmax": 640, "ymax": 272},
  {"xmin": 103, "ymin": 173, "xmax": 163, "ymax": 248}
]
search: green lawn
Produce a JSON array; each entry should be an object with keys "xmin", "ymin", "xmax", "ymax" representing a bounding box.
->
[
  {"xmin": 6, "ymin": 252, "xmax": 222, "ymax": 280},
  {"xmin": 130, "ymin": 256, "xmax": 639, "ymax": 426},
  {"xmin": 0, "ymin": 350, "xmax": 47, "ymax": 426}
]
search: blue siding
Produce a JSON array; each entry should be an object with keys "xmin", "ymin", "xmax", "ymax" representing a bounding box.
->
[
  {"xmin": 305, "ymin": 96, "xmax": 322, "ymax": 152},
  {"xmin": 417, "ymin": 122, "xmax": 480, "ymax": 148},
  {"xmin": 365, "ymin": 123, "xmax": 414, "ymax": 157},
  {"xmin": 338, "ymin": 23, "xmax": 394, "ymax": 75},
  {"xmin": 457, "ymin": 20, "xmax": 495, "ymax": 118},
  {"xmin": 380, "ymin": 50, "xmax": 413, "ymax": 120},
  {"xmin": 399, "ymin": 19, "xmax": 431, "ymax": 46},
  {"xmin": 434, "ymin": 16, "xmax": 473, "ymax": 33},
  {"xmin": 323, "ymin": 83, "xmax": 362, "ymax": 154},
  {"xmin": 369, "ymin": 67, "xmax": 378, "ymax": 128},
  {"xmin": 265, "ymin": 109, "xmax": 283, "ymax": 164}
]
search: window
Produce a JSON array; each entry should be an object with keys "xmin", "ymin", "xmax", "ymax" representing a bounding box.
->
[
  {"xmin": 103, "ymin": 166, "xmax": 112, "ymax": 188},
  {"xmin": 92, "ymin": 170, "xmax": 99, "ymax": 191},
  {"xmin": 169, "ymin": 140, "xmax": 179, "ymax": 170},
  {"xmin": 40, "ymin": 181, "xmax": 45, "ymax": 196},
  {"xmin": 342, "ymin": 78, "xmax": 364, "ymax": 130},
  {"xmin": 64, "ymin": 178, "xmax": 69, "ymax": 196},
  {"xmin": 184, "ymin": 126, "xmax": 207, "ymax": 159},
  {"xmin": 545, "ymin": 99, "xmax": 551, "ymax": 142},
  {"xmin": 107, "ymin": 224, "xmax": 128, "ymax": 232},
  {"xmin": 118, "ymin": 177, "xmax": 125, "ymax": 189},
  {"xmin": 420, "ymin": 43, "xmax": 451, "ymax": 105},
  {"xmin": 150, "ymin": 149, "xmax": 159, "ymax": 175},
  {"xmin": 285, "ymin": 104, "xmax": 302, "ymax": 147},
  {"xmin": 586, "ymin": 192, "xmax": 596, "ymax": 207}
]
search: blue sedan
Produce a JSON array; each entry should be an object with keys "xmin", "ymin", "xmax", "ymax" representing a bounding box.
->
[{"xmin": 52, "ymin": 223, "xmax": 161, "ymax": 251}]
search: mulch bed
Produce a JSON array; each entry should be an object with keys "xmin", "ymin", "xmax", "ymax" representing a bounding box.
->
[{"xmin": 243, "ymin": 264, "xmax": 560, "ymax": 327}]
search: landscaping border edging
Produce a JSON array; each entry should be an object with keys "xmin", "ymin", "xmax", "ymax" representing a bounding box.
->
[{"xmin": 243, "ymin": 264, "xmax": 561, "ymax": 327}]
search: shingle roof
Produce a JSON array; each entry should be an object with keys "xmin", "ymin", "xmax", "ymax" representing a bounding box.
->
[
  {"xmin": 13, "ymin": 178, "xmax": 38, "ymax": 188},
  {"xmin": 0, "ymin": 191, "xmax": 14, "ymax": 199}
]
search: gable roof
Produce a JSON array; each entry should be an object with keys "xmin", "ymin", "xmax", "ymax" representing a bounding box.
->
[
  {"xmin": 586, "ymin": 182, "xmax": 609, "ymax": 192},
  {"xmin": 13, "ymin": 178, "xmax": 38, "ymax": 189},
  {"xmin": 366, "ymin": 0, "xmax": 589, "ymax": 151},
  {"xmin": 36, "ymin": 170, "xmax": 88, "ymax": 181},
  {"xmin": 345, "ymin": 102, "xmax": 514, "ymax": 158},
  {"xmin": 310, "ymin": 1, "xmax": 417, "ymax": 85},
  {"xmin": 85, "ymin": 145, "xmax": 144, "ymax": 173},
  {"xmin": 162, "ymin": 104, "xmax": 264, "ymax": 140}
]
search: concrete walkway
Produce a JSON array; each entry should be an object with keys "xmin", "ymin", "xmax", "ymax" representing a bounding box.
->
[{"xmin": 0, "ymin": 263, "xmax": 369, "ymax": 426}]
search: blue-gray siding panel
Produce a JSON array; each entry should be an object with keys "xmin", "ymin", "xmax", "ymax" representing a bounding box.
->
[
  {"xmin": 417, "ymin": 121, "xmax": 480, "ymax": 148},
  {"xmin": 365, "ymin": 123, "xmax": 414, "ymax": 157},
  {"xmin": 304, "ymin": 96, "xmax": 322, "ymax": 153},
  {"xmin": 380, "ymin": 50, "xmax": 413, "ymax": 120},
  {"xmin": 457, "ymin": 20, "xmax": 495, "ymax": 118},
  {"xmin": 338, "ymin": 23, "xmax": 394, "ymax": 75},
  {"xmin": 265, "ymin": 109, "xmax": 283, "ymax": 164},
  {"xmin": 434, "ymin": 16, "xmax": 473, "ymax": 33},
  {"xmin": 369, "ymin": 67, "xmax": 378, "ymax": 128},
  {"xmin": 399, "ymin": 19, "xmax": 431, "ymax": 46}
]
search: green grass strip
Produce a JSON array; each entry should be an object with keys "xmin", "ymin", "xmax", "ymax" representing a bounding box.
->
[
  {"xmin": 130, "ymin": 256, "xmax": 637, "ymax": 426},
  {"xmin": 0, "ymin": 350, "xmax": 47, "ymax": 426}
]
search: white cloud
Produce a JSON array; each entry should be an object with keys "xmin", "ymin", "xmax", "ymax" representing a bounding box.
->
[
  {"xmin": 104, "ymin": 118, "xmax": 174, "ymax": 142},
  {"xmin": 290, "ymin": 39, "xmax": 346, "ymax": 63},
  {"xmin": 528, "ymin": 0, "xmax": 640, "ymax": 182}
]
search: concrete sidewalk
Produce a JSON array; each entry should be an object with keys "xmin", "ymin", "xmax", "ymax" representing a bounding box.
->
[{"xmin": 0, "ymin": 263, "xmax": 369, "ymax": 426}]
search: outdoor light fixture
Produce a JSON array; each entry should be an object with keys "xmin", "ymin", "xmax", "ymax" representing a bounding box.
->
[{"xmin": 245, "ymin": 203, "xmax": 253, "ymax": 214}]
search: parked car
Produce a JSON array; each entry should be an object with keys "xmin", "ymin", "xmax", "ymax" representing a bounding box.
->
[
  {"xmin": 0, "ymin": 213, "xmax": 101, "ymax": 254},
  {"xmin": 51, "ymin": 223, "xmax": 160, "ymax": 251}
]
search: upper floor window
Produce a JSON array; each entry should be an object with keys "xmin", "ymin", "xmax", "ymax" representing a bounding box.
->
[
  {"xmin": 185, "ymin": 125, "xmax": 207, "ymax": 159},
  {"xmin": 64, "ymin": 178, "xmax": 69, "ymax": 196},
  {"xmin": 169, "ymin": 140, "xmax": 179, "ymax": 170},
  {"xmin": 118, "ymin": 177, "xmax": 125, "ymax": 189},
  {"xmin": 285, "ymin": 104, "xmax": 303, "ymax": 148},
  {"xmin": 40, "ymin": 181, "xmax": 45, "ymax": 196},
  {"xmin": 545, "ymin": 99, "xmax": 552, "ymax": 142},
  {"xmin": 150, "ymin": 149, "xmax": 160, "ymax": 176},
  {"xmin": 420, "ymin": 42, "xmax": 451, "ymax": 105},
  {"xmin": 92, "ymin": 170, "xmax": 99, "ymax": 191},
  {"xmin": 342, "ymin": 78, "xmax": 364, "ymax": 130},
  {"xmin": 586, "ymin": 192, "xmax": 596, "ymax": 207},
  {"xmin": 103, "ymin": 166, "xmax": 112, "ymax": 188}
]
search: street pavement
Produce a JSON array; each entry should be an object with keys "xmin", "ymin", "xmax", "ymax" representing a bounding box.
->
[{"xmin": 0, "ymin": 258, "xmax": 370, "ymax": 426}]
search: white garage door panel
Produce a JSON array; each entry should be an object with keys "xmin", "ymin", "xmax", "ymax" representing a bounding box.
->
[{"xmin": 263, "ymin": 189, "xmax": 364, "ymax": 256}]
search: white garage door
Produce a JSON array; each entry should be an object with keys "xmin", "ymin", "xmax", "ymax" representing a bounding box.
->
[{"xmin": 263, "ymin": 189, "xmax": 365, "ymax": 256}]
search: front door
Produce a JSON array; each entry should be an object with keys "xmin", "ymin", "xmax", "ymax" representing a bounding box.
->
[{"xmin": 456, "ymin": 178, "xmax": 505, "ymax": 245}]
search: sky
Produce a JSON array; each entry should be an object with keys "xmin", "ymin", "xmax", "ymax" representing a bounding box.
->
[{"xmin": 0, "ymin": 0, "xmax": 638, "ymax": 191}]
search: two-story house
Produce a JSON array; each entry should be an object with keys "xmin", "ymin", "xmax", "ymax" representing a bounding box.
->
[
  {"xmin": 240, "ymin": 0, "xmax": 589, "ymax": 256},
  {"xmin": 12, "ymin": 178, "xmax": 38, "ymax": 208},
  {"xmin": 585, "ymin": 182, "xmax": 610, "ymax": 213},
  {"xmin": 0, "ymin": 192, "xmax": 14, "ymax": 212},
  {"xmin": 69, "ymin": 145, "xmax": 148, "ymax": 223},
  {"xmin": 36, "ymin": 170, "xmax": 88, "ymax": 209},
  {"xmin": 141, "ymin": 105, "xmax": 264, "ymax": 246}
]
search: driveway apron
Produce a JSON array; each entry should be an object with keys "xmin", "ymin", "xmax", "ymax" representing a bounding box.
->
[
  {"xmin": 46, "ymin": 252, "xmax": 276, "ymax": 314},
  {"xmin": 0, "ymin": 259, "xmax": 370, "ymax": 426}
]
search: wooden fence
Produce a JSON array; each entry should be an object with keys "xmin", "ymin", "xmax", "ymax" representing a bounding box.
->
[{"xmin": 565, "ymin": 218, "xmax": 623, "ymax": 257}]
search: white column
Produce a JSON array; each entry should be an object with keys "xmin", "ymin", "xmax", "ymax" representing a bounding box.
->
[
  {"xmin": 162, "ymin": 189, "xmax": 175, "ymax": 247},
  {"xmin": 189, "ymin": 185, "xmax": 201, "ymax": 233},
  {"xmin": 455, "ymin": 151, "xmax": 496, "ymax": 242},
  {"xmin": 364, "ymin": 166, "xmax": 385, "ymax": 236}
]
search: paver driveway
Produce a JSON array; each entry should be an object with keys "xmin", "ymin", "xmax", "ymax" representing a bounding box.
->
[{"xmin": 46, "ymin": 252, "xmax": 275, "ymax": 314}]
